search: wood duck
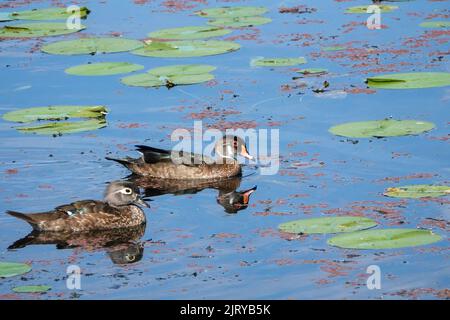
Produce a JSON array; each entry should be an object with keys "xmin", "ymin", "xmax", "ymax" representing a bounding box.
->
[
  {"xmin": 130, "ymin": 175, "xmax": 256, "ymax": 213},
  {"xmin": 6, "ymin": 181, "xmax": 149, "ymax": 233},
  {"xmin": 106, "ymin": 135, "xmax": 254, "ymax": 180}
]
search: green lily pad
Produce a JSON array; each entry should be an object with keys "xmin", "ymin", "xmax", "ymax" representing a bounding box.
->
[
  {"xmin": 367, "ymin": 72, "xmax": 450, "ymax": 89},
  {"xmin": 419, "ymin": 21, "xmax": 450, "ymax": 28},
  {"xmin": 148, "ymin": 26, "xmax": 231, "ymax": 40},
  {"xmin": 195, "ymin": 6, "xmax": 268, "ymax": 18},
  {"xmin": 12, "ymin": 285, "xmax": 51, "ymax": 293},
  {"xmin": 384, "ymin": 185, "xmax": 450, "ymax": 199},
  {"xmin": 42, "ymin": 37, "xmax": 144, "ymax": 55},
  {"xmin": 297, "ymin": 68, "xmax": 328, "ymax": 75},
  {"xmin": 251, "ymin": 57, "xmax": 307, "ymax": 67},
  {"xmin": 0, "ymin": 12, "xmax": 13, "ymax": 22},
  {"xmin": 329, "ymin": 119, "xmax": 435, "ymax": 138},
  {"xmin": 0, "ymin": 262, "xmax": 31, "ymax": 278},
  {"xmin": 121, "ymin": 72, "xmax": 214, "ymax": 88},
  {"xmin": 345, "ymin": 5, "xmax": 398, "ymax": 13},
  {"xmin": 132, "ymin": 40, "xmax": 240, "ymax": 58},
  {"xmin": 0, "ymin": 22, "xmax": 85, "ymax": 38},
  {"xmin": 207, "ymin": 16, "xmax": 272, "ymax": 28},
  {"xmin": 328, "ymin": 229, "xmax": 442, "ymax": 249},
  {"xmin": 148, "ymin": 64, "xmax": 216, "ymax": 76},
  {"xmin": 65, "ymin": 62, "xmax": 144, "ymax": 76},
  {"xmin": 3, "ymin": 105, "xmax": 107, "ymax": 123},
  {"xmin": 322, "ymin": 46, "xmax": 346, "ymax": 52},
  {"xmin": 8, "ymin": 7, "xmax": 90, "ymax": 21},
  {"xmin": 279, "ymin": 216, "xmax": 377, "ymax": 235},
  {"xmin": 17, "ymin": 119, "xmax": 107, "ymax": 135}
]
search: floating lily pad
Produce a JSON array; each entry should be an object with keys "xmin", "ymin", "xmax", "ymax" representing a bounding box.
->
[
  {"xmin": 0, "ymin": 12, "xmax": 13, "ymax": 22},
  {"xmin": 8, "ymin": 7, "xmax": 90, "ymax": 21},
  {"xmin": 419, "ymin": 21, "xmax": 450, "ymax": 28},
  {"xmin": 345, "ymin": 5, "xmax": 398, "ymax": 13},
  {"xmin": 195, "ymin": 6, "xmax": 268, "ymax": 18},
  {"xmin": 65, "ymin": 62, "xmax": 144, "ymax": 76},
  {"xmin": 384, "ymin": 185, "xmax": 450, "ymax": 199},
  {"xmin": 148, "ymin": 26, "xmax": 231, "ymax": 40},
  {"xmin": 132, "ymin": 40, "xmax": 240, "ymax": 58},
  {"xmin": 208, "ymin": 16, "xmax": 272, "ymax": 28},
  {"xmin": 148, "ymin": 64, "xmax": 216, "ymax": 76},
  {"xmin": 322, "ymin": 46, "xmax": 346, "ymax": 52},
  {"xmin": 297, "ymin": 68, "xmax": 328, "ymax": 75},
  {"xmin": 329, "ymin": 119, "xmax": 435, "ymax": 138},
  {"xmin": 42, "ymin": 37, "xmax": 143, "ymax": 55},
  {"xmin": 17, "ymin": 119, "xmax": 107, "ymax": 135},
  {"xmin": 0, "ymin": 22, "xmax": 85, "ymax": 38},
  {"xmin": 3, "ymin": 105, "xmax": 107, "ymax": 123},
  {"xmin": 367, "ymin": 72, "xmax": 450, "ymax": 89},
  {"xmin": 251, "ymin": 57, "xmax": 307, "ymax": 67},
  {"xmin": 279, "ymin": 216, "xmax": 377, "ymax": 234},
  {"xmin": 121, "ymin": 72, "xmax": 214, "ymax": 88},
  {"xmin": 0, "ymin": 262, "xmax": 31, "ymax": 278},
  {"xmin": 328, "ymin": 229, "xmax": 442, "ymax": 249},
  {"xmin": 12, "ymin": 285, "xmax": 51, "ymax": 293}
]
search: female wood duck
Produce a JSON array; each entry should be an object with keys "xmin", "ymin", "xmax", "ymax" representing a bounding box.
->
[
  {"xmin": 6, "ymin": 181, "xmax": 149, "ymax": 233},
  {"xmin": 106, "ymin": 135, "xmax": 254, "ymax": 180}
]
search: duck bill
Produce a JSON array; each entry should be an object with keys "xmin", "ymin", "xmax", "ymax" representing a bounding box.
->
[
  {"xmin": 135, "ymin": 197, "xmax": 150, "ymax": 208},
  {"xmin": 240, "ymin": 145, "xmax": 254, "ymax": 161},
  {"xmin": 241, "ymin": 186, "xmax": 257, "ymax": 204}
]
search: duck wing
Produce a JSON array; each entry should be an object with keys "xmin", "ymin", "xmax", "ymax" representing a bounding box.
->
[
  {"xmin": 135, "ymin": 145, "xmax": 213, "ymax": 166},
  {"xmin": 7, "ymin": 200, "xmax": 117, "ymax": 230}
]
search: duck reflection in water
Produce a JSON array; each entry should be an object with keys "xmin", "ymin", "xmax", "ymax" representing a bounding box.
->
[{"xmin": 130, "ymin": 175, "xmax": 257, "ymax": 214}]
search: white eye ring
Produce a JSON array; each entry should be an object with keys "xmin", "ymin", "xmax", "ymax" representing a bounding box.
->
[{"xmin": 122, "ymin": 188, "xmax": 133, "ymax": 195}]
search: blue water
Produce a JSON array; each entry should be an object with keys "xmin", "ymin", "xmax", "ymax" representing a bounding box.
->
[{"xmin": 0, "ymin": 0, "xmax": 449, "ymax": 299}]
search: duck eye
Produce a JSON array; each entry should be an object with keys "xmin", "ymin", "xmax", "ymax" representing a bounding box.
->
[{"xmin": 123, "ymin": 188, "xmax": 133, "ymax": 195}]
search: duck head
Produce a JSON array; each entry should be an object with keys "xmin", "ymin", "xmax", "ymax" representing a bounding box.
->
[
  {"xmin": 104, "ymin": 181, "xmax": 149, "ymax": 208},
  {"xmin": 217, "ymin": 186, "xmax": 257, "ymax": 214},
  {"xmin": 215, "ymin": 135, "xmax": 254, "ymax": 163}
]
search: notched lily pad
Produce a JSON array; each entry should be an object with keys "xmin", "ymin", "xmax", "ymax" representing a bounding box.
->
[
  {"xmin": 195, "ymin": 6, "xmax": 268, "ymax": 18},
  {"xmin": 0, "ymin": 262, "xmax": 31, "ymax": 278},
  {"xmin": 208, "ymin": 16, "xmax": 272, "ymax": 28},
  {"xmin": 148, "ymin": 26, "xmax": 231, "ymax": 40},
  {"xmin": 367, "ymin": 72, "xmax": 450, "ymax": 89},
  {"xmin": 3, "ymin": 105, "xmax": 108, "ymax": 123},
  {"xmin": 17, "ymin": 119, "xmax": 107, "ymax": 135},
  {"xmin": 8, "ymin": 7, "xmax": 90, "ymax": 21},
  {"xmin": 251, "ymin": 57, "xmax": 307, "ymax": 67},
  {"xmin": 0, "ymin": 22, "xmax": 85, "ymax": 38},
  {"xmin": 42, "ymin": 37, "xmax": 144, "ymax": 55},
  {"xmin": 148, "ymin": 64, "xmax": 216, "ymax": 76},
  {"xmin": 329, "ymin": 119, "xmax": 435, "ymax": 138},
  {"xmin": 345, "ymin": 5, "xmax": 398, "ymax": 13},
  {"xmin": 322, "ymin": 46, "xmax": 346, "ymax": 52},
  {"xmin": 121, "ymin": 72, "xmax": 214, "ymax": 88},
  {"xmin": 12, "ymin": 285, "xmax": 51, "ymax": 293},
  {"xmin": 384, "ymin": 185, "xmax": 450, "ymax": 199},
  {"xmin": 279, "ymin": 216, "xmax": 377, "ymax": 234},
  {"xmin": 328, "ymin": 229, "xmax": 442, "ymax": 249},
  {"xmin": 132, "ymin": 40, "xmax": 240, "ymax": 58},
  {"xmin": 419, "ymin": 21, "xmax": 450, "ymax": 28},
  {"xmin": 65, "ymin": 62, "xmax": 144, "ymax": 76},
  {"xmin": 297, "ymin": 68, "xmax": 328, "ymax": 75}
]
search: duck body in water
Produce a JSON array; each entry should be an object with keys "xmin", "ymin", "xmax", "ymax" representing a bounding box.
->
[
  {"xmin": 6, "ymin": 181, "xmax": 148, "ymax": 233},
  {"xmin": 106, "ymin": 135, "xmax": 254, "ymax": 180}
]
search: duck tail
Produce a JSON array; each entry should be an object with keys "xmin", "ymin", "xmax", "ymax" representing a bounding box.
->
[
  {"xmin": 105, "ymin": 156, "xmax": 135, "ymax": 169},
  {"xmin": 7, "ymin": 231, "xmax": 39, "ymax": 250},
  {"xmin": 6, "ymin": 210, "xmax": 39, "ymax": 227}
]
